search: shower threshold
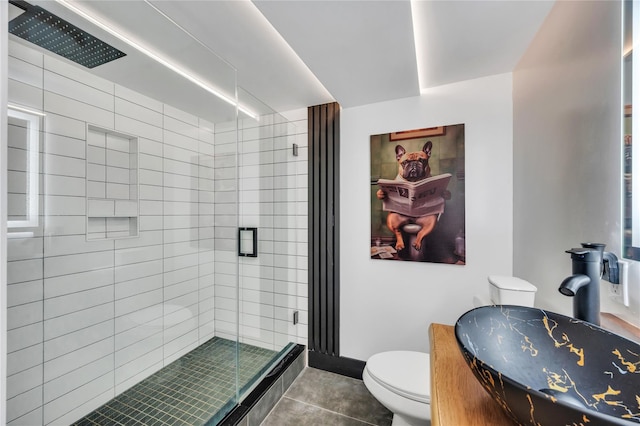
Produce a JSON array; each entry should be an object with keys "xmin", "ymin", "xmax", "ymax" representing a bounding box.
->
[{"xmin": 72, "ymin": 337, "xmax": 279, "ymax": 426}]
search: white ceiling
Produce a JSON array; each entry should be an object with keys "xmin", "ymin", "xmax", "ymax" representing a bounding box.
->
[
  {"xmin": 255, "ymin": 0, "xmax": 555, "ymax": 107},
  {"xmin": 254, "ymin": 0, "xmax": 419, "ymax": 108},
  {"xmin": 10, "ymin": 0, "xmax": 556, "ymax": 121}
]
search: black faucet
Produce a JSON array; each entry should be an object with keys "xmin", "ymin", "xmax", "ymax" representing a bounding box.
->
[
  {"xmin": 558, "ymin": 243, "xmax": 619, "ymax": 325},
  {"xmin": 581, "ymin": 242, "xmax": 620, "ymax": 283}
]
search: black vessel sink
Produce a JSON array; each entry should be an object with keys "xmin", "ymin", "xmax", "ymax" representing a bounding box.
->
[{"xmin": 455, "ymin": 305, "xmax": 640, "ymax": 425}]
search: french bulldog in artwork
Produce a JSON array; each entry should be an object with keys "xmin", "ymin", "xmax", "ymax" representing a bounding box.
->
[{"xmin": 376, "ymin": 141, "xmax": 441, "ymax": 251}]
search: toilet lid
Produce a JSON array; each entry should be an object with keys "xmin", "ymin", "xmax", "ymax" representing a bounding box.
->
[{"xmin": 365, "ymin": 351, "xmax": 430, "ymax": 404}]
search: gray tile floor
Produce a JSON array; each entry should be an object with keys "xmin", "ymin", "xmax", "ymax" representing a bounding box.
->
[{"xmin": 261, "ymin": 368, "xmax": 392, "ymax": 426}]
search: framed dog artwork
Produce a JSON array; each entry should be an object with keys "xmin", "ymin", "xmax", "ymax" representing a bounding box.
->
[{"xmin": 370, "ymin": 123, "xmax": 465, "ymax": 264}]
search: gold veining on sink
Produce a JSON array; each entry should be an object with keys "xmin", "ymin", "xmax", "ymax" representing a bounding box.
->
[
  {"xmin": 456, "ymin": 305, "xmax": 640, "ymax": 425},
  {"xmin": 543, "ymin": 316, "xmax": 585, "ymax": 366},
  {"xmin": 542, "ymin": 368, "xmax": 571, "ymax": 393},
  {"xmin": 521, "ymin": 335, "xmax": 538, "ymax": 356},
  {"xmin": 612, "ymin": 348, "xmax": 640, "ymax": 373},
  {"xmin": 592, "ymin": 385, "xmax": 621, "ymax": 405}
]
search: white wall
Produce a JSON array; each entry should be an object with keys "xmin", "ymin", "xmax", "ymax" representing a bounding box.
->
[
  {"xmin": 513, "ymin": 1, "xmax": 640, "ymax": 324},
  {"xmin": 340, "ymin": 73, "xmax": 514, "ymax": 361}
]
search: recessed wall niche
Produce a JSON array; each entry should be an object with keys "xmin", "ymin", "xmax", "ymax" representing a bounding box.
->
[{"xmin": 86, "ymin": 124, "xmax": 139, "ymax": 240}]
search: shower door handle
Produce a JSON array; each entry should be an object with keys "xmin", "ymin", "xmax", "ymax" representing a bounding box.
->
[{"xmin": 238, "ymin": 227, "xmax": 258, "ymax": 257}]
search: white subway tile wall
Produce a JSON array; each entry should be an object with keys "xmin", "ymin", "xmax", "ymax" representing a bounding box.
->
[{"xmin": 6, "ymin": 39, "xmax": 309, "ymax": 426}]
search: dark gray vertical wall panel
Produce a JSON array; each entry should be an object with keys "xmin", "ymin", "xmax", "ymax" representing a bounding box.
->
[{"xmin": 308, "ymin": 103, "xmax": 340, "ymax": 358}]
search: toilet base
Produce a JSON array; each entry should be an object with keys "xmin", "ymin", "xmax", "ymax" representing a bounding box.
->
[
  {"xmin": 362, "ymin": 362, "xmax": 430, "ymax": 426},
  {"xmin": 392, "ymin": 413, "xmax": 430, "ymax": 426}
]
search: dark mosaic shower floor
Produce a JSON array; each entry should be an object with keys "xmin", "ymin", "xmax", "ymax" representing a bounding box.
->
[{"xmin": 72, "ymin": 337, "xmax": 277, "ymax": 426}]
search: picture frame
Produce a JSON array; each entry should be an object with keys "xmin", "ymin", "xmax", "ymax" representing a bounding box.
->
[
  {"xmin": 389, "ymin": 126, "xmax": 445, "ymax": 141},
  {"xmin": 371, "ymin": 123, "xmax": 465, "ymax": 265}
]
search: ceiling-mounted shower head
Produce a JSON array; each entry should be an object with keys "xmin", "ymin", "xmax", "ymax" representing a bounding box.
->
[{"xmin": 8, "ymin": 0, "xmax": 126, "ymax": 69}]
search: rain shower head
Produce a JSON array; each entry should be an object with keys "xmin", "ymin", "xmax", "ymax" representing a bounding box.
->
[{"xmin": 8, "ymin": 0, "xmax": 126, "ymax": 68}]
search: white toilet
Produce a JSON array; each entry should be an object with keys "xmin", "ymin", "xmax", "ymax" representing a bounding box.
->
[
  {"xmin": 363, "ymin": 350, "xmax": 430, "ymax": 426},
  {"xmin": 363, "ymin": 275, "xmax": 537, "ymax": 426},
  {"xmin": 473, "ymin": 275, "xmax": 538, "ymax": 308}
]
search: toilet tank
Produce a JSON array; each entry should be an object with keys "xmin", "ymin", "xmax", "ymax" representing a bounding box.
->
[{"xmin": 488, "ymin": 275, "xmax": 537, "ymax": 307}]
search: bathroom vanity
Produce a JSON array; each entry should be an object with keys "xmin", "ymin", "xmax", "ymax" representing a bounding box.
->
[
  {"xmin": 429, "ymin": 315, "xmax": 640, "ymax": 425},
  {"xmin": 429, "ymin": 323, "xmax": 512, "ymax": 425},
  {"xmin": 601, "ymin": 312, "xmax": 640, "ymax": 343}
]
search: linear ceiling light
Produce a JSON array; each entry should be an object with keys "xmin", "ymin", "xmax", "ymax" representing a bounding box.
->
[
  {"xmin": 7, "ymin": 103, "xmax": 46, "ymax": 117},
  {"xmin": 410, "ymin": 0, "xmax": 427, "ymax": 91},
  {"xmin": 55, "ymin": 0, "xmax": 258, "ymax": 119}
]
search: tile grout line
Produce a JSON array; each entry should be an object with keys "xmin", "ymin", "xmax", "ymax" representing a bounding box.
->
[
  {"xmin": 258, "ymin": 389, "xmax": 285, "ymax": 426},
  {"xmin": 273, "ymin": 396, "xmax": 383, "ymax": 426}
]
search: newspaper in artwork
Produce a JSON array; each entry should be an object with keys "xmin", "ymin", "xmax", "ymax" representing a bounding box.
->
[{"xmin": 377, "ymin": 173, "xmax": 452, "ymax": 217}]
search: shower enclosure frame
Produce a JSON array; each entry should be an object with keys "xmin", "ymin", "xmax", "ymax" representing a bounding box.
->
[
  {"xmin": 2, "ymin": 1, "xmax": 10, "ymax": 424},
  {"xmin": 2, "ymin": 1, "xmax": 303, "ymax": 424}
]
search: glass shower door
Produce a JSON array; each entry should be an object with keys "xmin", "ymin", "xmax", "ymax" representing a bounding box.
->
[
  {"xmin": 5, "ymin": 1, "xmax": 242, "ymax": 424},
  {"xmin": 235, "ymin": 88, "xmax": 301, "ymax": 400}
]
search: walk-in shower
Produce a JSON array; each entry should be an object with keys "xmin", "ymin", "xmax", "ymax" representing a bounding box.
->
[{"xmin": 4, "ymin": 1, "xmax": 305, "ymax": 424}]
